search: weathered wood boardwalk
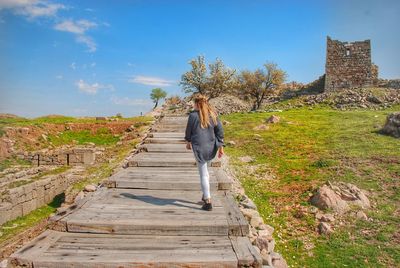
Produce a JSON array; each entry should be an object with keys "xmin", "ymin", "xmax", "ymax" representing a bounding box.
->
[{"xmin": 8, "ymin": 114, "xmax": 262, "ymax": 267}]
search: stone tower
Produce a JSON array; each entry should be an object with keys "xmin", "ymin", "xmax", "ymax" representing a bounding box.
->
[{"xmin": 325, "ymin": 36, "xmax": 377, "ymax": 91}]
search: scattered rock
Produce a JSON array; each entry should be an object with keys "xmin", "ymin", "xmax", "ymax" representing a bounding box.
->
[
  {"xmin": 356, "ymin": 211, "xmax": 368, "ymax": 220},
  {"xmin": 84, "ymin": 184, "xmax": 97, "ymax": 192},
  {"xmin": 253, "ymin": 124, "xmax": 269, "ymax": 131},
  {"xmin": 238, "ymin": 156, "xmax": 254, "ymax": 163},
  {"xmin": 222, "ymin": 120, "xmax": 231, "ymax": 125},
  {"xmin": 261, "ymin": 249, "xmax": 272, "ymax": 265},
  {"xmin": 226, "ymin": 140, "xmax": 236, "ymax": 146},
  {"xmin": 310, "ymin": 181, "xmax": 370, "ymax": 214},
  {"xmin": 318, "ymin": 222, "xmax": 333, "ymax": 235},
  {"xmin": 250, "ymin": 215, "xmax": 264, "ymax": 228},
  {"xmin": 310, "ymin": 184, "xmax": 349, "ymax": 214},
  {"xmin": 209, "ymin": 94, "xmax": 252, "ymax": 114},
  {"xmin": 380, "ymin": 112, "xmax": 400, "ymax": 138},
  {"xmin": 258, "ymin": 224, "xmax": 275, "ymax": 235},
  {"xmin": 256, "ymin": 236, "xmax": 275, "ymax": 253},
  {"xmin": 270, "ymin": 252, "xmax": 289, "ymax": 268},
  {"xmin": 241, "ymin": 208, "xmax": 260, "ymax": 220},
  {"xmin": 74, "ymin": 191, "xmax": 86, "ymax": 202},
  {"xmin": 0, "ymin": 259, "xmax": 8, "ymax": 268},
  {"xmin": 241, "ymin": 195, "xmax": 257, "ymax": 209},
  {"xmin": 266, "ymin": 115, "xmax": 280, "ymax": 124},
  {"xmin": 315, "ymin": 212, "xmax": 335, "ymax": 222}
]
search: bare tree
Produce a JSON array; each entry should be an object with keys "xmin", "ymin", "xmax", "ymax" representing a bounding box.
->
[{"xmin": 238, "ymin": 62, "xmax": 286, "ymax": 110}]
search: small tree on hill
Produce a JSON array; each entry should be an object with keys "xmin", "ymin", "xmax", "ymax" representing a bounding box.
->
[
  {"xmin": 150, "ymin": 88, "xmax": 167, "ymax": 109},
  {"xmin": 238, "ymin": 62, "xmax": 286, "ymax": 110}
]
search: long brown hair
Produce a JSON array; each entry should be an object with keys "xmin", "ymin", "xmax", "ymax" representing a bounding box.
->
[{"xmin": 193, "ymin": 94, "xmax": 217, "ymax": 128}]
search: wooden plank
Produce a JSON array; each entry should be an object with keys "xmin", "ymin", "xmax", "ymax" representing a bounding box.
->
[
  {"xmin": 219, "ymin": 191, "xmax": 249, "ymax": 236},
  {"xmin": 115, "ymin": 180, "xmax": 218, "ymax": 190},
  {"xmin": 230, "ymin": 236, "xmax": 263, "ymax": 268},
  {"xmin": 128, "ymin": 152, "xmax": 221, "ymax": 167},
  {"xmin": 9, "ymin": 230, "xmax": 238, "ymax": 268},
  {"xmin": 48, "ymin": 187, "xmax": 108, "ymax": 232},
  {"xmin": 148, "ymin": 132, "xmax": 185, "ymax": 138},
  {"xmin": 56, "ymin": 189, "xmax": 230, "ymax": 236},
  {"xmin": 213, "ymin": 167, "xmax": 233, "ymax": 190},
  {"xmin": 144, "ymin": 138, "xmax": 186, "ymax": 144},
  {"xmin": 141, "ymin": 143, "xmax": 187, "ymax": 152}
]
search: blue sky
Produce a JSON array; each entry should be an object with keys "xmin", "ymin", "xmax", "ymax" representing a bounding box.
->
[{"xmin": 0, "ymin": 0, "xmax": 399, "ymax": 118}]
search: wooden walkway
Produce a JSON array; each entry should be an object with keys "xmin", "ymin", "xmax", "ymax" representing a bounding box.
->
[{"xmin": 8, "ymin": 114, "xmax": 262, "ymax": 267}]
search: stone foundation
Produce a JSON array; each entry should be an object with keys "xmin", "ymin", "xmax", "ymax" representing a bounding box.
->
[
  {"xmin": 17, "ymin": 147, "xmax": 96, "ymax": 166},
  {"xmin": 0, "ymin": 167, "xmax": 83, "ymax": 225}
]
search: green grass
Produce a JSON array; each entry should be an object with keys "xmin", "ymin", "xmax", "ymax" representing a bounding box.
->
[
  {"xmin": 0, "ymin": 157, "xmax": 32, "ymax": 172},
  {"xmin": 0, "ymin": 192, "xmax": 64, "ymax": 245},
  {"xmin": 0, "ymin": 115, "xmax": 153, "ymax": 128},
  {"xmin": 47, "ymin": 128, "xmax": 120, "ymax": 146},
  {"xmin": 222, "ymin": 103, "xmax": 400, "ymax": 267}
]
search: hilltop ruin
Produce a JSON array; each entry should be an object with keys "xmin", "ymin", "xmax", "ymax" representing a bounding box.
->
[{"xmin": 325, "ymin": 36, "xmax": 378, "ymax": 91}]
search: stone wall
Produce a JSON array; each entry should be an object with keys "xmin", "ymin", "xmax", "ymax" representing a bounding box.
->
[
  {"xmin": 378, "ymin": 79, "xmax": 400, "ymax": 89},
  {"xmin": 18, "ymin": 147, "xmax": 96, "ymax": 166},
  {"xmin": 0, "ymin": 167, "xmax": 83, "ymax": 225},
  {"xmin": 325, "ymin": 36, "xmax": 377, "ymax": 91}
]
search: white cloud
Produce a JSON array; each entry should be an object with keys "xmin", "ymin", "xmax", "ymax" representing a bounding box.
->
[
  {"xmin": 76, "ymin": 35, "xmax": 96, "ymax": 52},
  {"xmin": 55, "ymin": 74, "xmax": 63, "ymax": 79},
  {"xmin": 76, "ymin": 79, "xmax": 114, "ymax": 95},
  {"xmin": 54, "ymin": 19, "xmax": 97, "ymax": 34},
  {"xmin": 54, "ymin": 19, "xmax": 97, "ymax": 52},
  {"xmin": 111, "ymin": 96, "xmax": 151, "ymax": 106},
  {"xmin": 0, "ymin": 0, "xmax": 65, "ymax": 18},
  {"xmin": 129, "ymin": 75, "xmax": 175, "ymax": 87},
  {"xmin": 90, "ymin": 62, "xmax": 96, "ymax": 67},
  {"xmin": 70, "ymin": 62, "xmax": 76, "ymax": 70}
]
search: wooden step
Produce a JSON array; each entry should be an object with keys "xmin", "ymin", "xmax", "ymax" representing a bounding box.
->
[
  {"xmin": 8, "ymin": 230, "xmax": 253, "ymax": 268},
  {"xmin": 49, "ymin": 189, "xmax": 235, "ymax": 236},
  {"xmin": 107, "ymin": 167, "xmax": 219, "ymax": 190},
  {"xmin": 128, "ymin": 152, "xmax": 221, "ymax": 167},
  {"xmin": 148, "ymin": 132, "xmax": 185, "ymax": 138},
  {"xmin": 144, "ymin": 137, "xmax": 186, "ymax": 144},
  {"xmin": 140, "ymin": 143, "xmax": 188, "ymax": 153}
]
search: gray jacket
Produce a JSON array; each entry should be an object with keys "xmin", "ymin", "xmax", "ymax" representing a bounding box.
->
[{"xmin": 184, "ymin": 110, "xmax": 224, "ymax": 163}]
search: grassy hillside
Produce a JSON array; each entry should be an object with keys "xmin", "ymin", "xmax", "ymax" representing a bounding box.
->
[{"xmin": 222, "ymin": 104, "xmax": 400, "ymax": 268}]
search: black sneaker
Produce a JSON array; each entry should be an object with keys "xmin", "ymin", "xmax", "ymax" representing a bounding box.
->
[{"xmin": 201, "ymin": 202, "xmax": 212, "ymax": 211}]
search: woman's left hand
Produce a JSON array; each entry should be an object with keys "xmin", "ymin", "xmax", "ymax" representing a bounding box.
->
[
  {"xmin": 186, "ymin": 142, "xmax": 192, "ymax": 150},
  {"xmin": 218, "ymin": 147, "xmax": 224, "ymax": 158}
]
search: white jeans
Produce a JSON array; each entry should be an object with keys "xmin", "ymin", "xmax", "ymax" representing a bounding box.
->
[{"xmin": 196, "ymin": 161, "xmax": 211, "ymax": 199}]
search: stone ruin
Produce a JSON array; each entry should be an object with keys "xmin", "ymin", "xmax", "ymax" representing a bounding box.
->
[
  {"xmin": 17, "ymin": 147, "xmax": 96, "ymax": 166},
  {"xmin": 325, "ymin": 36, "xmax": 378, "ymax": 91}
]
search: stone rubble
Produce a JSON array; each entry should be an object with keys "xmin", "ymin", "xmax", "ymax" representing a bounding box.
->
[
  {"xmin": 380, "ymin": 112, "xmax": 400, "ymax": 138},
  {"xmin": 220, "ymin": 156, "xmax": 289, "ymax": 268}
]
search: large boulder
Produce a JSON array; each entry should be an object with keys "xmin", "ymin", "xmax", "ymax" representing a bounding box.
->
[
  {"xmin": 310, "ymin": 181, "xmax": 370, "ymax": 214},
  {"xmin": 310, "ymin": 184, "xmax": 349, "ymax": 214},
  {"xmin": 381, "ymin": 112, "xmax": 400, "ymax": 138}
]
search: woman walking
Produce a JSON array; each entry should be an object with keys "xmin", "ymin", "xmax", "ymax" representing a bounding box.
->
[{"xmin": 184, "ymin": 94, "xmax": 224, "ymax": 211}]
